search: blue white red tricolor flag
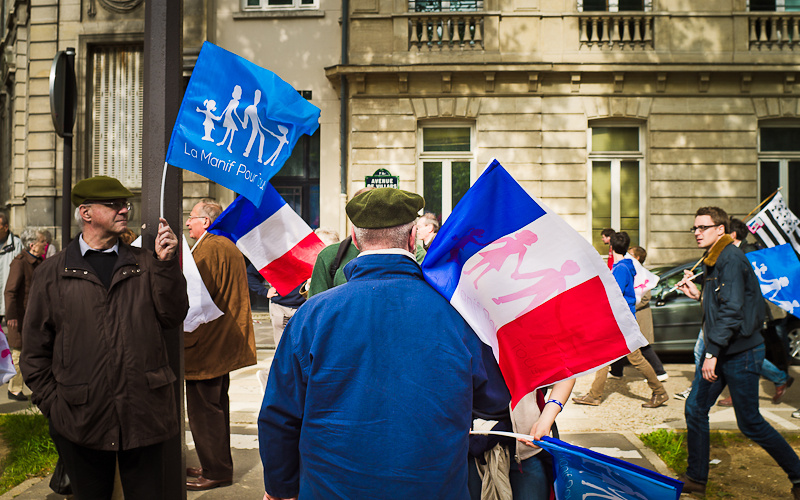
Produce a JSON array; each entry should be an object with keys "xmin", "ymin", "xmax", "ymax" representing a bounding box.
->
[
  {"xmin": 166, "ymin": 42, "xmax": 321, "ymax": 207},
  {"xmin": 421, "ymin": 160, "xmax": 646, "ymax": 407},
  {"xmin": 209, "ymin": 184, "xmax": 325, "ymax": 296}
]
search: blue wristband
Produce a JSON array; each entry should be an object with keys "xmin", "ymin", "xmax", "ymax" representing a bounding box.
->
[{"xmin": 546, "ymin": 399, "xmax": 564, "ymax": 411}]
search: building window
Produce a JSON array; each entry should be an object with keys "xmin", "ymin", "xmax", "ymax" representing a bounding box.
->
[
  {"xmin": 418, "ymin": 125, "xmax": 474, "ymax": 222},
  {"xmin": 409, "ymin": 0, "xmax": 483, "ymax": 12},
  {"xmin": 759, "ymin": 126, "xmax": 800, "ymax": 215},
  {"xmin": 244, "ymin": 0, "xmax": 317, "ymax": 10},
  {"xmin": 588, "ymin": 124, "xmax": 644, "ymax": 255},
  {"xmin": 90, "ymin": 45, "xmax": 144, "ymax": 190},
  {"xmin": 272, "ymin": 128, "xmax": 320, "ymax": 228},
  {"xmin": 578, "ymin": 0, "xmax": 651, "ymax": 12},
  {"xmin": 749, "ymin": 0, "xmax": 800, "ymax": 11}
]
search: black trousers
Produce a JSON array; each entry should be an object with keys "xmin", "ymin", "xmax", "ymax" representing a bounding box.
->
[
  {"xmin": 610, "ymin": 345, "xmax": 665, "ymax": 376},
  {"xmin": 49, "ymin": 422, "xmax": 165, "ymax": 500},
  {"xmin": 185, "ymin": 374, "xmax": 233, "ymax": 480}
]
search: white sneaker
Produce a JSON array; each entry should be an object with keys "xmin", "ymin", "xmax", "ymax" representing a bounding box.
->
[
  {"xmin": 674, "ymin": 387, "xmax": 692, "ymax": 400},
  {"xmin": 657, "ymin": 373, "xmax": 669, "ymax": 382},
  {"xmin": 607, "ymin": 373, "xmax": 622, "ymax": 380},
  {"xmin": 792, "ymin": 410, "xmax": 800, "ymax": 419}
]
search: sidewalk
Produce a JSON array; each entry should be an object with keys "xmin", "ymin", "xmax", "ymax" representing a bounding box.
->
[{"xmin": 5, "ymin": 330, "xmax": 800, "ymax": 498}]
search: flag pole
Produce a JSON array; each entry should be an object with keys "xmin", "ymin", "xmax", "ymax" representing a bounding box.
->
[
  {"xmin": 744, "ymin": 186, "xmax": 782, "ymax": 222},
  {"xmin": 160, "ymin": 161, "xmax": 168, "ymax": 220}
]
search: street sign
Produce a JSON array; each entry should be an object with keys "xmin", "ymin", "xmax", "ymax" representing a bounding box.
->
[
  {"xmin": 365, "ymin": 168, "xmax": 399, "ymax": 189},
  {"xmin": 49, "ymin": 49, "xmax": 77, "ymax": 138}
]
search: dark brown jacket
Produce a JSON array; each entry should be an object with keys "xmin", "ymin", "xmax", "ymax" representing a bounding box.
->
[
  {"xmin": 20, "ymin": 237, "xmax": 189, "ymax": 451},
  {"xmin": 3, "ymin": 250, "xmax": 42, "ymax": 349},
  {"xmin": 185, "ymin": 233, "xmax": 256, "ymax": 380}
]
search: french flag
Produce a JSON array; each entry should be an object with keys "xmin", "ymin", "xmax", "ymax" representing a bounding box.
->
[
  {"xmin": 421, "ymin": 160, "xmax": 646, "ymax": 407},
  {"xmin": 209, "ymin": 184, "xmax": 325, "ymax": 296}
]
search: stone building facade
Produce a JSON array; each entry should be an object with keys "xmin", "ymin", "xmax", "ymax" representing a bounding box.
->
[{"xmin": 1, "ymin": 0, "xmax": 799, "ymax": 265}]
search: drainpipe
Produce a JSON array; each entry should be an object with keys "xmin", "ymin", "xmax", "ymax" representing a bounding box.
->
[{"xmin": 339, "ymin": 0, "xmax": 349, "ymax": 238}]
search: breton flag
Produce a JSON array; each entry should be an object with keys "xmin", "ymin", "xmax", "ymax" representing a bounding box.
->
[
  {"xmin": 166, "ymin": 42, "xmax": 320, "ymax": 207},
  {"xmin": 748, "ymin": 244, "xmax": 800, "ymax": 316},
  {"xmin": 209, "ymin": 184, "xmax": 325, "ymax": 296},
  {"xmin": 183, "ymin": 236, "xmax": 224, "ymax": 332},
  {"xmin": 625, "ymin": 254, "xmax": 659, "ymax": 306},
  {"xmin": 747, "ymin": 192, "xmax": 800, "ymax": 255},
  {"xmin": 421, "ymin": 160, "xmax": 646, "ymax": 407}
]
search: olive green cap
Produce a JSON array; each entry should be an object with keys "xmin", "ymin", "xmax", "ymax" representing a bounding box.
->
[
  {"xmin": 71, "ymin": 176, "xmax": 134, "ymax": 207},
  {"xmin": 346, "ymin": 188, "xmax": 424, "ymax": 229}
]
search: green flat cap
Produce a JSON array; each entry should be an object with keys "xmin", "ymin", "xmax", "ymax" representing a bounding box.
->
[
  {"xmin": 71, "ymin": 176, "xmax": 134, "ymax": 206},
  {"xmin": 346, "ymin": 188, "xmax": 424, "ymax": 229}
]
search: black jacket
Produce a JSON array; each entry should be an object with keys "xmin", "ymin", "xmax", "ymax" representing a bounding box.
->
[{"xmin": 702, "ymin": 235, "xmax": 765, "ymax": 357}]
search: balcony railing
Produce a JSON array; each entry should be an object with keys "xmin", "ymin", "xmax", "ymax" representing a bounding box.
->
[
  {"xmin": 408, "ymin": 0, "xmax": 483, "ymax": 12},
  {"xmin": 749, "ymin": 14, "xmax": 800, "ymax": 50},
  {"xmin": 408, "ymin": 14, "xmax": 484, "ymax": 50},
  {"xmin": 579, "ymin": 14, "xmax": 653, "ymax": 49}
]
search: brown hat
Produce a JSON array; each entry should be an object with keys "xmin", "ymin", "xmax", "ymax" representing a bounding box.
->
[
  {"xmin": 71, "ymin": 176, "xmax": 134, "ymax": 207},
  {"xmin": 346, "ymin": 188, "xmax": 424, "ymax": 229}
]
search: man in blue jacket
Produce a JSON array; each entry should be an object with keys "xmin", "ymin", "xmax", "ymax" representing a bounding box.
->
[
  {"xmin": 258, "ymin": 188, "xmax": 496, "ymax": 499},
  {"xmin": 678, "ymin": 206, "xmax": 800, "ymax": 499},
  {"xmin": 572, "ymin": 231, "xmax": 667, "ymax": 409}
]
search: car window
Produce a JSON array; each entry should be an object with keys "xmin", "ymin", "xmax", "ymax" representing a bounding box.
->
[{"xmin": 652, "ymin": 264, "xmax": 703, "ymax": 298}]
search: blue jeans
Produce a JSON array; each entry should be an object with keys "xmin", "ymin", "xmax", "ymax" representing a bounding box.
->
[
  {"xmin": 685, "ymin": 344, "xmax": 800, "ymax": 484},
  {"xmin": 762, "ymin": 358, "xmax": 789, "ymax": 386},
  {"xmin": 468, "ymin": 452, "xmax": 550, "ymax": 500},
  {"xmin": 698, "ymin": 329, "xmax": 789, "ymax": 387}
]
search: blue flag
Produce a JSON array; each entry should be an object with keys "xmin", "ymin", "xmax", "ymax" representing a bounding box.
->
[
  {"xmin": 537, "ymin": 436, "xmax": 682, "ymax": 500},
  {"xmin": 166, "ymin": 41, "xmax": 320, "ymax": 206},
  {"xmin": 747, "ymin": 243, "xmax": 800, "ymax": 315}
]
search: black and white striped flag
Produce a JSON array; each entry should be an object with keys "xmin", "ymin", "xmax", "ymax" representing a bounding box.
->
[{"xmin": 746, "ymin": 192, "xmax": 800, "ymax": 255}]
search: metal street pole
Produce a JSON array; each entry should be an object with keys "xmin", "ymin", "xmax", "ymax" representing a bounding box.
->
[{"xmin": 142, "ymin": 1, "xmax": 185, "ymax": 498}]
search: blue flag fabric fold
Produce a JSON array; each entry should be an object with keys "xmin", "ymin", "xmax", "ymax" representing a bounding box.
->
[
  {"xmin": 537, "ymin": 436, "xmax": 683, "ymax": 500},
  {"xmin": 166, "ymin": 41, "xmax": 320, "ymax": 206},
  {"xmin": 747, "ymin": 243, "xmax": 800, "ymax": 316}
]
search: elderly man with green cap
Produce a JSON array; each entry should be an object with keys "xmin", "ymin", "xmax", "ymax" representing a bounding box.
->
[
  {"xmin": 258, "ymin": 187, "xmax": 497, "ymax": 499},
  {"xmin": 21, "ymin": 176, "xmax": 189, "ymax": 499}
]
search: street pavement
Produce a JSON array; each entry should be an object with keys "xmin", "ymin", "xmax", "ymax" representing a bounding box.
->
[{"xmin": 3, "ymin": 319, "xmax": 800, "ymax": 498}]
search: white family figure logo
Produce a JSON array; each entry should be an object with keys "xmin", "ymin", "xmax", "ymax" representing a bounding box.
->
[
  {"xmin": 752, "ymin": 260, "xmax": 800, "ymax": 314},
  {"xmin": 194, "ymin": 84, "xmax": 292, "ymax": 164}
]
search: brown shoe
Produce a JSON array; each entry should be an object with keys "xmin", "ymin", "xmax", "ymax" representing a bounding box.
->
[
  {"xmin": 186, "ymin": 466, "xmax": 203, "ymax": 478},
  {"xmin": 717, "ymin": 396, "xmax": 733, "ymax": 407},
  {"xmin": 774, "ymin": 376, "xmax": 795, "ymax": 403},
  {"xmin": 679, "ymin": 474, "xmax": 706, "ymax": 495},
  {"xmin": 572, "ymin": 394, "xmax": 601, "ymax": 406},
  {"xmin": 186, "ymin": 476, "xmax": 232, "ymax": 491},
  {"xmin": 642, "ymin": 393, "xmax": 668, "ymax": 408}
]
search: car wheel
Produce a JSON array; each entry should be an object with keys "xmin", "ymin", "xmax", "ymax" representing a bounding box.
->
[{"xmin": 788, "ymin": 323, "xmax": 800, "ymax": 365}]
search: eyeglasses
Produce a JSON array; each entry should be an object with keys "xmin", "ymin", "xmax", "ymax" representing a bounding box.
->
[
  {"xmin": 89, "ymin": 201, "xmax": 133, "ymax": 213},
  {"xmin": 690, "ymin": 224, "xmax": 721, "ymax": 233},
  {"xmin": 187, "ymin": 215, "xmax": 209, "ymax": 221}
]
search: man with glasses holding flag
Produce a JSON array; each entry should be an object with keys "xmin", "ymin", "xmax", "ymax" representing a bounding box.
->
[
  {"xmin": 21, "ymin": 175, "xmax": 189, "ymax": 499},
  {"xmin": 677, "ymin": 206, "xmax": 800, "ymax": 499}
]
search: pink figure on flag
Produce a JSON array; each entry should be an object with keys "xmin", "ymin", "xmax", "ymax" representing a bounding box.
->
[
  {"xmin": 464, "ymin": 230, "xmax": 538, "ymax": 288},
  {"xmin": 446, "ymin": 228, "xmax": 486, "ymax": 263},
  {"xmin": 492, "ymin": 260, "xmax": 581, "ymax": 318},
  {"xmin": 634, "ymin": 279, "xmax": 651, "ymax": 290}
]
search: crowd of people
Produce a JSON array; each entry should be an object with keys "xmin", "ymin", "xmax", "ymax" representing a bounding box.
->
[{"xmin": 0, "ymin": 175, "xmax": 799, "ymax": 498}]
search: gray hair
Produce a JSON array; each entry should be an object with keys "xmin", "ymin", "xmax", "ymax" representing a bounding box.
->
[
  {"xmin": 353, "ymin": 221, "xmax": 415, "ymax": 250},
  {"xmin": 197, "ymin": 198, "xmax": 223, "ymax": 223},
  {"xmin": 417, "ymin": 212, "xmax": 440, "ymax": 233},
  {"xmin": 21, "ymin": 228, "xmax": 46, "ymax": 247},
  {"xmin": 74, "ymin": 207, "xmax": 85, "ymax": 228},
  {"xmin": 314, "ymin": 227, "xmax": 340, "ymax": 246}
]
